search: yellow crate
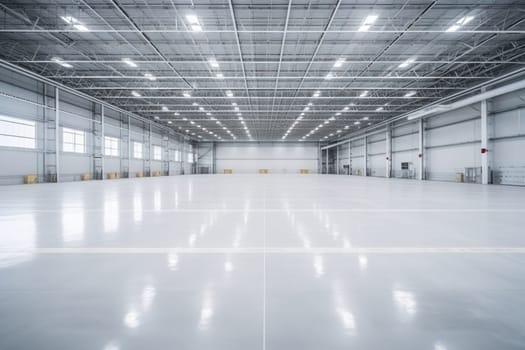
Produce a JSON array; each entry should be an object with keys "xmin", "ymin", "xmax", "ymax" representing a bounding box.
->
[
  {"xmin": 299, "ymin": 169, "xmax": 310, "ymax": 174},
  {"xmin": 23, "ymin": 175, "xmax": 37, "ymax": 184},
  {"xmin": 80, "ymin": 173, "xmax": 91, "ymax": 181},
  {"xmin": 152, "ymin": 171, "xmax": 161, "ymax": 177},
  {"xmin": 106, "ymin": 172, "xmax": 117, "ymax": 180},
  {"xmin": 136, "ymin": 172, "xmax": 143, "ymax": 178},
  {"xmin": 258, "ymin": 169, "xmax": 269, "ymax": 174},
  {"xmin": 455, "ymin": 173, "xmax": 464, "ymax": 182},
  {"xmin": 223, "ymin": 169, "xmax": 233, "ymax": 174}
]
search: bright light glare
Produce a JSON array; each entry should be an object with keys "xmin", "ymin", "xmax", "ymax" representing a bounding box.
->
[
  {"xmin": 51, "ymin": 57, "xmax": 73, "ymax": 68},
  {"xmin": 122, "ymin": 58, "xmax": 137, "ymax": 67},
  {"xmin": 191, "ymin": 24, "xmax": 203, "ymax": 32},
  {"xmin": 186, "ymin": 15, "xmax": 199, "ymax": 24},
  {"xmin": 208, "ymin": 58, "xmax": 219, "ymax": 68},
  {"xmin": 364, "ymin": 15, "xmax": 378, "ymax": 25},
  {"xmin": 333, "ymin": 58, "xmax": 346, "ymax": 68},
  {"xmin": 398, "ymin": 58, "xmax": 415, "ymax": 68}
]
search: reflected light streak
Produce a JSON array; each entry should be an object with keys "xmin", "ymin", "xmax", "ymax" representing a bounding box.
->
[
  {"xmin": 434, "ymin": 343, "xmax": 448, "ymax": 350},
  {"xmin": 358, "ymin": 255, "xmax": 368, "ymax": 270},
  {"xmin": 188, "ymin": 233, "xmax": 197, "ymax": 246},
  {"xmin": 393, "ymin": 289, "xmax": 417, "ymax": 316},
  {"xmin": 141, "ymin": 285, "xmax": 156, "ymax": 311},
  {"xmin": 313, "ymin": 255, "xmax": 324, "ymax": 277},
  {"xmin": 338, "ymin": 309, "xmax": 356, "ymax": 331},
  {"xmin": 103, "ymin": 341, "xmax": 120, "ymax": 350},
  {"xmin": 133, "ymin": 193, "xmax": 143, "ymax": 222},
  {"xmin": 104, "ymin": 200, "xmax": 119, "ymax": 233},
  {"xmin": 62, "ymin": 208, "xmax": 84, "ymax": 244},
  {"xmin": 154, "ymin": 190, "xmax": 161, "ymax": 211},
  {"xmin": 224, "ymin": 260, "xmax": 234, "ymax": 272},
  {"xmin": 332, "ymin": 281, "xmax": 356, "ymax": 335},
  {"xmin": 124, "ymin": 310, "xmax": 140, "ymax": 328},
  {"xmin": 233, "ymin": 227, "xmax": 242, "ymax": 248},
  {"xmin": 168, "ymin": 252, "xmax": 179, "ymax": 271},
  {"xmin": 199, "ymin": 290, "xmax": 214, "ymax": 329},
  {"xmin": 0, "ymin": 214, "xmax": 36, "ymax": 268}
]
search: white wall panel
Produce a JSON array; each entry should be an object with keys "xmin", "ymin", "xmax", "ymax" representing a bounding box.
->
[{"xmin": 215, "ymin": 142, "xmax": 318, "ymax": 174}]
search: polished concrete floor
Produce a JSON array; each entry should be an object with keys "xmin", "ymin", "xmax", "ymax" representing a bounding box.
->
[{"xmin": 1, "ymin": 174, "xmax": 525, "ymax": 350}]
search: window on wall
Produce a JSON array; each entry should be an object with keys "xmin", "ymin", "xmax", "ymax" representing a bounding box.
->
[
  {"xmin": 0, "ymin": 115, "xmax": 36, "ymax": 149},
  {"xmin": 153, "ymin": 145, "xmax": 162, "ymax": 160},
  {"xmin": 133, "ymin": 141, "xmax": 143, "ymax": 159},
  {"xmin": 174, "ymin": 150, "xmax": 181, "ymax": 162},
  {"xmin": 187, "ymin": 152, "xmax": 194, "ymax": 163},
  {"xmin": 104, "ymin": 136, "xmax": 119, "ymax": 157},
  {"xmin": 63, "ymin": 127, "xmax": 85, "ymax": 153}
]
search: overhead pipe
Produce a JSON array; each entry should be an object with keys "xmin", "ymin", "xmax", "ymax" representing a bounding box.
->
[
  {"xmin": 322, "ymin": 70, "xmax": 525, "ymax": 150},
  {"xmin": 407, "ymin": 77, "xmax": 525, "ymax": 121}
]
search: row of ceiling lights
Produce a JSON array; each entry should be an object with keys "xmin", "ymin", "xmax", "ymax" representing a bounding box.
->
[
  {"xmin": 204, "ymin": 55, "xmax": 252, "ymax": 140},
  {"xmin": 56, "ymin": 13, "xmax": 474, "ymax": 34},
  {"xmin": 49, "ymin": 12, "xmax": 474, "ymax": 143}
]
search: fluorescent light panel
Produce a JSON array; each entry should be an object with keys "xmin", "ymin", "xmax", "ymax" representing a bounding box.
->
[
  {"xmin": 122, "ymin": 58, "xmax": 137, "ymax": 67},
  {"xmin": 333, "ymin": 58, "xmax": 345, "ymax": 68},
  {"xmin": 51, "ymin": 57, "xmax": 73, "ymax": 68}
]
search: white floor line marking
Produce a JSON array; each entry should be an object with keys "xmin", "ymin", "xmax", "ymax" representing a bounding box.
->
[
  {"xmin": 262, "ymin": 183, "xmax": 267, "ymax": 350},
  {"xmin": 3, "ymin": 247, "xmax": 525, "ymax": 254},
  {"xmin": 2, "ymin": 208, "xmax": 525, "ymax": 214}
]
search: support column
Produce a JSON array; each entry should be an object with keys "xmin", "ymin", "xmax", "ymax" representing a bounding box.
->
[
  {"xmin": 128, "ymin": 116, "xmax": 131, "ymax": 177},
  {"xmin": 363, "ymin": 136, "xmax": 367, "ymax": 177},
  {"xmin": 386, "ymin": 125, "xmax": 392, "ymax": 178},
  {"xmin": 212, "ymin": 142, "xmax": 216, "ymax": 174},
  {"xmin": 101, "ymin": 105, "xmax": 105, "ymax": 179},
  {"xmin": 148, "ymin": 121, "xmax": 152, "ymax": 176},
  {"xmin": 325, "ymin": 148, "xmax": 329, "ymax": 174},
  {"xmin": 418, "ymin": 119, "xmax": 424, "ymax": 180},
  {"xmin": 481, "ymin": 97, "xmax": 489, "ymax": 184},
  {"xmin": 336, "ymin": 146, "xmax": 339, "ymax": 175},
  {"xmin": 55, "ymin": 87, "xmax": 60, "ymax": 183},
  {"xmin": 348, "ymin": 141, "xmax": 351, "ymax": 175}
]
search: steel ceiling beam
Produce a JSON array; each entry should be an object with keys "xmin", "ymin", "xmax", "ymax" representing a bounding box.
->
[
  {"xmin": 227, "ymin": 0, "xmax": 254, "ymax": 134},
  {"xmin": 270, "ymin": 0, "xmax": 293, "ymax": 129},
  {"xmin": 1, "ymin": 29, "xmax": 524, "ymax": 34},
  {"xmin": 46, "ymin": 75, "xmax": 488, "ymax": 80},
  {"xmin": 12, "ymin": 60, "xmax": 525, "ymax": 65},
  {"xmin": 108, "ymin": 0, "xmax": 193, "ymax": 89}
]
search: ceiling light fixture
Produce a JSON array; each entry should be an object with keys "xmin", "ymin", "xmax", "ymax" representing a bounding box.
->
[
  {"xmin": 122, "ymin": 58, "xmax": 137, "ymax": 68},
  {"xmin": 398, "ymin": 58, "xmax": 416, "ymax": 68},
  {"xmin": 333, "ymin": 58, "xmax": 346, "ymax": 68},
  {"xmin": 144, "ymin": 73, "xmax": 156, "ymax": 81},
  {"xmin": 208, "ymin": 58, "xmax": 219, "ymax": 68},
  {"xmin": 51, "ymin": 57, "xmax": 73, "ymax": 68},
  {"xmin": 447, "ymin": 15, "xmax": 474, "ymax": 32},
  {"xmin": 358, "ymin": 15, "xmax": 378, "ymax": 32}
]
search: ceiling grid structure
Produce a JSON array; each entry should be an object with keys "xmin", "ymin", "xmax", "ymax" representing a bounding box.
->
[{"xmin": 0, "ymin": 0, "xmax": 524, "ymax": 142}]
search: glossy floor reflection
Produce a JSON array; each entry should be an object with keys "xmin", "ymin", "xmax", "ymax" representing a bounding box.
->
[{"xmin": 1, "ymin": 175, "xmax": 525, "ymax": 349}]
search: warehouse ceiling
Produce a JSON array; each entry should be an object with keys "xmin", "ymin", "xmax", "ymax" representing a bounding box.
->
[{"xmin": 1, "ymin": 0, "xmax": 525, "ymax": 142}]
